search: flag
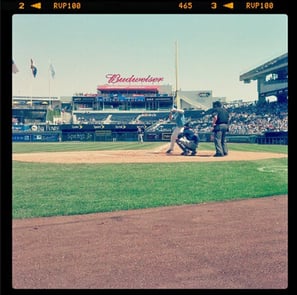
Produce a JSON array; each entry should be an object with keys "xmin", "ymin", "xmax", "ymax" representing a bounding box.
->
[
  {"xmin": 12, "ymin": 60, "xmax": 19, "ymax": 74},
  {"xmin": 49, "ymin": 63, "xmax": 55, "ymax": 79},
  {"xmin": 31, "ymin": 59, "xmax": 37, "ymax": 78}
]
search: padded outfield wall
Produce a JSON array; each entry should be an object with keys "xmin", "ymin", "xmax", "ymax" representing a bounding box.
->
[{"xmin": 12, "ymin": 124, "xmax": 287, "ymax": 145}]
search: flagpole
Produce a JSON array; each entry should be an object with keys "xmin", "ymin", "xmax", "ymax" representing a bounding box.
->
[
  {"xmin": 31, "ymin": 76, "xmax": 33, "ymax": 107},
  {"xmin": 49, "ymin": 64, "xmax": 51, "ymax": 109},
  {"xmin": 30, "ymin": 59, "xmax": 35, "ymax": 107},
  {"xmin": 49, "ymin": 62, "xmax": 55, "ymax": 110},
  {"xmin": 175, "ymin": 40, "xmax": 180, "ymax": 109}
]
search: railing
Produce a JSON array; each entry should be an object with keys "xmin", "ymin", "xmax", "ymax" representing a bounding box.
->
[{"xmin": 12, "ymin": 124, "xmax": 288, "ymax": 145}]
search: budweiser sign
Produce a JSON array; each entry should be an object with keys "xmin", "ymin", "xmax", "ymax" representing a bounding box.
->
[{"xmin": 106, "ymin": 74, "xmax": 164, "ymax": 84}]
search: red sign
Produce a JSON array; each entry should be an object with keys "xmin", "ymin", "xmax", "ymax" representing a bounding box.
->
[{"xmin": 106, "ymin": 74, "xmax": 164, "ymax": 84}]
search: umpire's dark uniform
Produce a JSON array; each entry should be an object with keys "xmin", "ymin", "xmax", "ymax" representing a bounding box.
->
[{"xmin": 212, "ymin": 101, "xmax": 229, "ymax": 157}]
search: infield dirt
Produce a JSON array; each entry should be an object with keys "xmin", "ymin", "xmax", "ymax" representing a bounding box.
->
[
  {"xmin": 12, "ymin": 195, "xmax": 288, "ymax": 289},
  {"xmin": 12, "ymin": 144, "xmax": 287, "ymax": 164}
]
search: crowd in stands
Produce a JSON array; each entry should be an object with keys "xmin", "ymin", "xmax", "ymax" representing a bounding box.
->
[
  {"xmin": 13, "ymin": 100, "xmax": 288, "ymax": 136},
  {"xmin": 193, "ymin": 101, "xmax": 288, "ymax": 135}
]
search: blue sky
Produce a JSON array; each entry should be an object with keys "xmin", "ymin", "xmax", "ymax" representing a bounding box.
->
[{"xmin": 12, "ymin": 14, "xmax": 287, "ymax": 101}]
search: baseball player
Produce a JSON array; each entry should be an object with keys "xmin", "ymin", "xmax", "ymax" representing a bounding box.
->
[
  {"xmin": 176, "ymin": 122, "xmax": 199, "ymax": 156},
  {"xmin": 166, "ymin": 107, "xmax": 186, "ymax": 154}
]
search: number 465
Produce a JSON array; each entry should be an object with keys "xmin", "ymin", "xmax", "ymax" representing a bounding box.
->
[{"xmin": 179, "ymin": 2, "xmax": 193, "ymax": 9}]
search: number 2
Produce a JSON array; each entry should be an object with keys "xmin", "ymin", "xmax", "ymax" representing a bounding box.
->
[{"xmin": 18, "ymin": 2, "xmax": 25, "ymax": 9}]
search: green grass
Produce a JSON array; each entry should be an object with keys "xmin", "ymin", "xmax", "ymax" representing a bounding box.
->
[
  {"xmin": 12, "ymin": 141, "xmax": 164, "ymax": 153},
  {"xmin": 12, "ymin": 141, "xmax": 288, "ymax": 154},
  {"xmin": 12, "ymin": 142, "xmax": 288, "ymax": 219}
]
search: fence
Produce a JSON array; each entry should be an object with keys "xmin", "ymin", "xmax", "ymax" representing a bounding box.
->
[{"xmin": 12, "ymin": 125, "xmax": 288, "ymax": 145}]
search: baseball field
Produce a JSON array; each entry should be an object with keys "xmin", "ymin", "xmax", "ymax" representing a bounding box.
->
[{"xmin": 11, "ymin": 142, "xmax": 288, "ymax": 289}]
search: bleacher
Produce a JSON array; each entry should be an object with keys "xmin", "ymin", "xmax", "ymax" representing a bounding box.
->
[
  {"xmin": 73, "ymin": 112, "xmax": 109, "ymax": 123},
  {"xmin": 184, "ymin": 110, "xmax": 205, "ymax": 120},
  {"xmin": 137, "ymin": 112, "xmax": 168, "ymax": 124},
  {"xmin": 108, "ymin": 113, "xmax": 138, "ymax": 123}
]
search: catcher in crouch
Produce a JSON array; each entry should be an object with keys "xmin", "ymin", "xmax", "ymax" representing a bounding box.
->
[{"xmin": 176, "ymin": 122, "xmax": 199, "ymax": 156}]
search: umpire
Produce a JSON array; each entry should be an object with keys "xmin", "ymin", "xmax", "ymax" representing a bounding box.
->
[{"xmin": 211, "ymin": 101, "xmax": 229, "ymax": 157}]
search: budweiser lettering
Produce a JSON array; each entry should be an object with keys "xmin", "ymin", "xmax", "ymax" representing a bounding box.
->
[{"xmin": 106, "ymin": 74, "xmax": 164, "ymax": 84}]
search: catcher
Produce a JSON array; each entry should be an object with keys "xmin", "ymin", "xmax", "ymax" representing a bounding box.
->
[{"xmin": 176, "ymin": 122, "xmax": 199, "ymax": 156}]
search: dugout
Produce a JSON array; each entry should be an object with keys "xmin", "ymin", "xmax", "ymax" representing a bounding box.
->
[{"xmin": 256, "ymin": 131, "xmax": 288, "ymax": 145}]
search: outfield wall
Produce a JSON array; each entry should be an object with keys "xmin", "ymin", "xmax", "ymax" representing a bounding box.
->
[{"xmin": 12, "ymin": 124, "xmax": 288, "ymax": 145}]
